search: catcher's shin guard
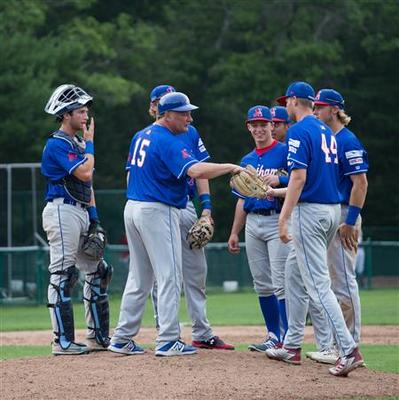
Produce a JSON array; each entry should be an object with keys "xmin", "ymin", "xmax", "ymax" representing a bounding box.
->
[
  {"xmin": 48, "ymin": 266, "xmax": 79, "ymax": 349},
  {"xmin": 85, "ymin": 260, "xmax": 113, "ymax": 346}
]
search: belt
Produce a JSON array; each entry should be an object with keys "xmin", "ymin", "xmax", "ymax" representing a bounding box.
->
[
  {"xmin": 48, "ymin": 198, "xmax": 88, "ymax": 209},
  {"xmin": 251, "ymin": 209, "xmax": 280, "ymax": 216}
]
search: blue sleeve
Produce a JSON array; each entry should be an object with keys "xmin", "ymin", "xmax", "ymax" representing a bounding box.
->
[
  {"xmin": 287, "ymin": 127, "xmax": 310, "ymax": 171},
  {"xmin": 125, "ymin": 137, "xmax": 135, "ymax": 171},
  {"xmin": 48, "ymin": 139, "xmax": 86, "ymax": 175},
  {"xmin": 161, "ymin": 137, "xmax": 199, "ymax": 179},
  {"xmin": 341, "ymin": 137, "xmax": 369, "ymax": 176},
  {"xmin": 190, "ymin": 127, "xmax": 210, "ymax": 162},
  {"xmin": 279, "ymin": 175, "xmax": 289, "ymax": 186}
]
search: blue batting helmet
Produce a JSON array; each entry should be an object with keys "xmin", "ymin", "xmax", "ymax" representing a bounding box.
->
[{"xmin": 158, "ymin": 92, "xmax": 199, "ymax": 115}]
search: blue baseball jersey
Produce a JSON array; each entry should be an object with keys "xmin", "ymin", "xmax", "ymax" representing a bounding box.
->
[
  {"xmin": 233, "ymin": 140, "xmax": 288, "ymax": 213},
  {"xmin": 287, "ymin": 115, "xmax": 340, "ymax": 204},
  {"xmin": 335, "ymin": 127, "xmax": 369, "ymax": 205},
  {"xmin": 176, "ymin": 125, "xmax": 210, "ymax": 199},
  {"xmin": 126, "ymin": 124, "xmax": 199, "ymax": 208},
  {"xmin": 41, "ymin": 130, "xmax": 88, "ymax": 201}
]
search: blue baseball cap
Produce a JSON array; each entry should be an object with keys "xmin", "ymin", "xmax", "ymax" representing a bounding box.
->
[
  {"xmin": 270, "ymin": 106, "xmax": 290, "ymax": 123},
  {"xmin": 150, "ymin": 85, "xmax": 176, "ymax": 101},
  {"xmin": 315, "ymin": 89, "xmax": 345, "ymax": 109},
  {"xmin": 276, "ymin": 81, "xmax": 315, "ymax": 105},
  {"xmin": 246, "ymin": 105, "xmax": 272, "ymax": 123},
  {"xmin": 158, "ymin": 92, "xmax": 198, "ymax": 115}
]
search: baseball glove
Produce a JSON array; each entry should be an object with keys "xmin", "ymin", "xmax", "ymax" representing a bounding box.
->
[
  {"xmin": 82, "ymin": 221, "xmax": 107, "ymax": 261},
  {"xmin": 187, "ymin": 215, "xmax": 214, "ymax": 250},
  {"xmin": 230, "ymin": 164, "xmax": 268, "ymax": 198}
]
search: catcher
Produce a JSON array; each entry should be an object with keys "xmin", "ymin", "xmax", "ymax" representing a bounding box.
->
[{"xmin": 228, "ymin": 105, "xmax": 292, "ymax": 353}]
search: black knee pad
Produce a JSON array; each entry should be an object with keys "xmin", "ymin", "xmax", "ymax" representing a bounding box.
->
[
  {"xmin": 48, "ymin": 266, "xmax": 79, "ymax": 347},
  {"xmin": 85, "ymin": 261, "xmax": 113, "ymax": 346}
]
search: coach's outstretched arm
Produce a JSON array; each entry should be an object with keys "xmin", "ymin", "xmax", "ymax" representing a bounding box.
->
[{"xmin": 187, "ymin": 162, "xmax": 243, "ymax": 180}]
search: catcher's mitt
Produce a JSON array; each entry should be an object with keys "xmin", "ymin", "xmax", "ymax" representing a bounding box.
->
[
  {"xmin": 187, "ymin": 215, "xmax": 214, "ymax": 250},
  {"xmin": 82, "ymin": 222, "xmax": 107, "ymax": 261},
  {"xmin": 230, "ymin": 164, "xmax": 268, "ymax": 198}
]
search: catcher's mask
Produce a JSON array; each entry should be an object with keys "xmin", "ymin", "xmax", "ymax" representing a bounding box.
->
[{"xmin": 45, "ymin": 84, "xmax": 93, "ymax": 118}]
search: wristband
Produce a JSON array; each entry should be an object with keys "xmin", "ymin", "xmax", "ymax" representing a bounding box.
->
[
  {"xmin": 88, "ymin": 206, "xmax": 99, "ymax": 222},
  {"xmin": 85, "ymin": 140, "xmax": 94, "ymax": 155},
  {"xmin": 345, "ymin": 205, "xmax": 361, "ymax": 226},
  {"xmin": 199, "ymin": 193, "xmax": 212, "ymax": 211}
]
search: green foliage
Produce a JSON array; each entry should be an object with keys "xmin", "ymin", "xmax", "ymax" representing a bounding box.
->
[{"xmin": 0, "ymin": 0, "xmax": 398, "ymax": 236}]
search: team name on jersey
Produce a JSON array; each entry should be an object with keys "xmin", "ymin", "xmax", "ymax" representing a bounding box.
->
[
  {"xmin": 288, "ymin": 138, "xmax": 301, "ymax": 154},
  {"xmin": 256, "ymin": 166, "xmax": 279, "ymax": 176}
]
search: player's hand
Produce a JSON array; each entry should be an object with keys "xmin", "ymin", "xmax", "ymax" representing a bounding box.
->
[
  {"xmin": 338, "ymin": 223, "xmax": 358, "ymax": 252},
  {"xmin": 231, "ymin": 165, "xmax": 245, "ymax": 175},
  {"xmin": 83, "ymin": 117, "xmax": 95, "ymax": 142},
  {"xmin": 228, "ymin": 233, "xmax": 240, "ymax": 254},
  {"xmin": 201, "ymin": 209, "xmax": 214, "ymax": 225},
  {"xmin": 278, "ymin": 217, "xmax": 292, "ymax": 243},
  {"xmin": 263, "ymin": 175, "xmax": 280, "ymax": 187},
  {"xmin": 266, "ymin": 187, "xmax": 277, "ymax": 197}
]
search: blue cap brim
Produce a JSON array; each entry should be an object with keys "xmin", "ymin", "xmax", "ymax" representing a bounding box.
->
[{"xmin": 171, "ymin": 104, "xmax": 199, "ymax": 112}]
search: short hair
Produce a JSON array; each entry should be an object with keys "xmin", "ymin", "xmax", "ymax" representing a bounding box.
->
[
  {"xmin": 297, "ymin": 98, "xmax": 314, "ymax": 109},
  {"xmin": 337, "ymin": 110, "xmax": 351, "ymax": 126}
]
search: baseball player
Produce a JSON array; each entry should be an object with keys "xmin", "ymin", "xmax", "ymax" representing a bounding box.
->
[
  {"xmin": 109, "ymin": 92, "xmax": 243, "ymax": 356},
  {"xmin": 265, "ymin": 81, "xmax": 364, "ymax": 377},
  {"xmin": 268, "ymin": 106, "xmax": 333, "ymax": 353},
  {"xmin": 270, "ymin": 106, "xmax": 290, "ymax": 143},
  {"xmin": 148, "ymin": 85, "xmax": 234, "ymax": 350},
  {"xmin": 41, "ymin": 84, "xmax": 113, "ymax": 355},
  {"xmin": 306, "ymin": 88, "xmax": 368, "ymax": 364},
  {"xmin": 227, "ymin": 105, "xmax": 291, "ymax": 352}
]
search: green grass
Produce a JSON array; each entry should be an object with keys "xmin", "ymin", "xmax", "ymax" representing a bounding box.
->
[
  {"xmin": 1, "ymin": 289, "xmax": 398, "ymax": 331},
  {"xmin": 1, "ymin": 343, "xmax": 398, "ymax": 374}
]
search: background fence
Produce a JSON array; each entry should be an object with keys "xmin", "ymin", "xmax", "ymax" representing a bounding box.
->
[{"xmin": 0, "ymin": 241, "xmax": 397, "ymax": 305}]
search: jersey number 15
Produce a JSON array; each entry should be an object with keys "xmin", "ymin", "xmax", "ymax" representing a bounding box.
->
[
  {"xmin": 321, "ymin": 133, "xmax": 338, "ymax": 164},
  {"xmin": 131, "ymin": 138, "xmax": 151, "ymax": 167}
]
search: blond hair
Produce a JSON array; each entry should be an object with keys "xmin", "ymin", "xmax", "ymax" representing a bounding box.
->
[{"xmin": 337, "ymin": 110, "xmax": 351, "ymax": 126}]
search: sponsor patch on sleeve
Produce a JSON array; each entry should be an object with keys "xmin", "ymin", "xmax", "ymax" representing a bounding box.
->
[
  {"xmin": 288, "ymin": 138, "xmax": 301, "ymax": 148},
  {"xmin": 349, "ymin": 157, "xmax": 364, "ymax": 165},
  {"xmin": 288, "ymin": 146, "xmax": 297, "ymax": 154},
  {"xmin": 345, "ymin": 150, "xmax": 363, "ymax": 159}
]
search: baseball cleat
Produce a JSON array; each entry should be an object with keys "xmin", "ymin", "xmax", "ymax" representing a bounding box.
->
[
  {"xmin": 52, "ymin": 340, "xmax": 89, "ymax": 356},
  {"xmin": 155, "ymin": 340, "xmax": 197, "ymax": 357},
  {"xmin": 328, "ymin": 347, "xmax": 364, "ymax": 377},
  {"xmin": 265, "ymin": 346, "xmax": 301, "ymax": 365},
  {"xmin": 85, "ymin": 337, "xmax": 110, "ymax": 352},
  {"xmin": 108, "ymin": 340, "xmax": 145, "ymax": 355},
  {"xmin": 192, "ymin": 336, "xmax": 235, "ymax": 350},
  {"xmin": 306, "ymin": 348, "xmax": 339, "ymax": 365},
  {"xmin": 248, "ymin": 336, "xmax": 282, "ymax": 353}
]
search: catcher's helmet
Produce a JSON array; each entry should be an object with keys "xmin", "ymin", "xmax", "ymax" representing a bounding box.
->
[
  {"xmin": 45, "ymin": 84, "xmax": 93, "ymax": 117},
  {"xmin": 158, "ymin": 92, "xmax": 198, "ymax": 115},
  {"xmin": 150, "ymin": 85, "xmax": 176, "ymax": 102}
]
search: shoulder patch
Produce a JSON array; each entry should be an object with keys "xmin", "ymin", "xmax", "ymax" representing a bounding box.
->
[{"xmin": 345, "ymin": 150, "xmax": 363, "ymax": 159}]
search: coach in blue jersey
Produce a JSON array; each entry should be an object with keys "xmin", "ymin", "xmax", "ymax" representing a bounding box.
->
[
  {"xmin": 148, "ymin": 85, "xmax": 234, "ymax": 350},
  {"xmin": 306, "ymin": 89, "xmax": 368, "ymax": 363},
  {"xmin": 228, "ymin": 106, "xmax": 291, "ymax": 352},
  {"xmin": 109, "ymin": 92, "xmax": 243, "ymax": 357},
  {"xmin": 265, "ymin": 82, "xmax": 364, "ymax": 377}
]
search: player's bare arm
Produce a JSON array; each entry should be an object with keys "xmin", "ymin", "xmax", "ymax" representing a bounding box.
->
[
  {"xmin": 263, "ymin": 174, "xmax": 280, "ymax": 187},
  {"xmin": 278, "ymin": 168, "xmax": 306, "ymax": 243},
  {"xmin": 187, "ymin": 162, "xmax": 243, "ymax": 180},
  {"xmin": 266, "ymin": 187, "xmax": 287, "ymax": 198},
  {"xmin": 72, "ymin": 117, "xmax": 95, "ymax": 182},
  {"xmin": 339, "ymin": 173, "xmax": 368, "ymax": 251},
  {"xmin": 227, "ymin": 198, "xmax": 247, "ymax": 254}
]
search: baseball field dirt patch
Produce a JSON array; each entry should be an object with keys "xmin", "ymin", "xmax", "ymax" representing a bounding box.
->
[{"xmin": 1, "ymin": 326, "xmax": 398, "ymax": 400}]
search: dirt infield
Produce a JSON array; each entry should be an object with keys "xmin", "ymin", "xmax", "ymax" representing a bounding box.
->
[{"xmin": 2, "ymin": 326, "xmax": 399, "ymax": 400}]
